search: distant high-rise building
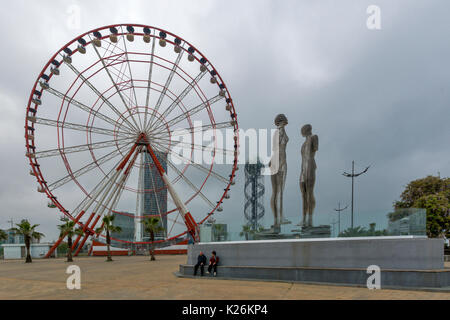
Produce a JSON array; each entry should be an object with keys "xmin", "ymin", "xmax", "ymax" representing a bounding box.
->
[
  {"xmin": 111, "ymin": 212, "xmax": 135, "ymax": 243},
  {"xmin": 135, "ymin": 151, "xmax": 168, "ymax": 241}
]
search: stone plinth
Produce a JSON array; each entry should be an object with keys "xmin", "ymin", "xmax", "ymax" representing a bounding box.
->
[
  {"xmin": 180, "ymin": 236, "xmax": 448, "ymax": 288},
  {"xmin": 187, "ymin": 236, "xmax": 443, "ymax": 270}
]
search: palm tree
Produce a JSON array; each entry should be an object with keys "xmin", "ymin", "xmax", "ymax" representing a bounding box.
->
[
  {"xmin": 95, "ymin": 214, "xmax": 122, "ymax": 262},
  {"xmin": 11, "ymin": 219, "xmax": 44, "ymax": 263},
  {"xmin": 239, "ymin": 224, "xmax": 253, "ymax": 240},
  {"xmin": 338, "ymin": 226, "xmax": 368, "ymax": 237},
  {"xmin": 57, "ymin": 217, "xmax": 84, "ymax": 262},
  {"xmin": 239, "ymin": 225, "xmax": 264, "ymax": 240},
  {"xmin": 142, "ymin": 217, "xmax": 163, "ymax": 261},
  {"xmin": 0, "ymin": 229, "xmax": 8, "ymax": 242},
  {"xmin": 213, "ymin": 224, "xmax": 228, "ymax": 241}
]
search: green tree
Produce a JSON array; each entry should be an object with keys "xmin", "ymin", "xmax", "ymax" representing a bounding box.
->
[
  {"xmin": 142, "ymin": 217, "xmax": 164, "ymax": 261},
  {"xmin": 57, "ymin": 242, "xmax": 68, "ymax": 256},
  {"xmin": 213, "ymin": 224, "xmax": 228, "ymax": 241},
  {"xmin": 339, "ymin": 224, "xmax": 387, "ymax": 237},
  {"xmin": 11, "ymin": 219, "xmax": 44, "ymax": 263},
  {"xmin": 95, "ymin": 214, "xmax": 122, "ymax": 262},
  {"xmin": 57, "ymin": 217, "xmax": 84, "ymax": 262},
  {"xmin": 394, "ymin": 176, "xmax": 450, "ymax": 238},
  {"xmin": 0, "ymin": 229, "xmax": 7, "ymax": 242}
]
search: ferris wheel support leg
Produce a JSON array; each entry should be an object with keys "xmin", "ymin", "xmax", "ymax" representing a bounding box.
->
[
  {"xmin": 75, "ymin": 214, "xmax": 102, "ymax": 257},
  {"xmin": 81, "ymin": 149, "xmax": 140, "ymax": 253},
  {"xmin": 79, "ymin": 170, "xmax": 121, "ymax": 217},
  {"xmin": 71, "ymin": 212, "xmax": 96, "ymax": 251},
  {"xmin": 88, "ymin": 244, "xmax": 94, "ymax": 256},
  {"xmin": 76, "ymin": 142, "xmax": 139, "ymax": 219},
  {"xmin": 97, "ymin": 147, "xmax": 141, "ymax": 219},
  {"xmin": 44, "ymin": 210, "xmax": 86, "ymax": 258},
  {"xmin": 87, "ymin": 220, "xmax": 106, "ymax": 255},
  {"xmin": 74, "ymin": 148, "xmax": 138, "ymax": 257},
  {"xmin": 144, "ymin": 143, "xmax": 200, "ymax": 242}
]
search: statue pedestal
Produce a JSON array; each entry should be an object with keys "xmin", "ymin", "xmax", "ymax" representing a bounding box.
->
[
  {"xmin": 254, "ymin": 231, "xmax": 298, "ymax": 240},
  {"xmin": 179, "ymin": 237, "xmax": 450, "ymax": 289},
  {"xmin": 297, "ymin": 225, "xmax": 331, "ymax": 238}
]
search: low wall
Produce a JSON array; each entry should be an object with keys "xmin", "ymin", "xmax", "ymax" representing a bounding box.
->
[
  {"xmin": 187, "ymin": 236, "xmax": 444, "ymax": 270},
  {"xmin": 178, "ymin": 265, "xmax": 450, "ymax": 289},
  {"xmin": 2, "ymin": 244, "xmax": 53, "ymax": 259}
]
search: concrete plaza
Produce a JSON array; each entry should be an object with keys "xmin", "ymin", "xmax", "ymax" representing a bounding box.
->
[{"xmin": 0, "ymin": 255, "xmax": 449, "ymax": 300}]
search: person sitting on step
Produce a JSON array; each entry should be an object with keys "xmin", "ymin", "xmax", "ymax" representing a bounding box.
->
[
  {"xmin": 207, "ymin": 251, "xmax": 219, "ymax": 277},
  {"xmin": 194, "ymin": 251, "xmax": 207, "ymax": 276}
]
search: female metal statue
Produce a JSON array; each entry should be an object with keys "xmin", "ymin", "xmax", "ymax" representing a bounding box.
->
[
  {"xmin": 299, "ymin": 124, "xmax": 318, "ymax": 227},
  {"xmin": 269, "ymin": 114, "xmax": 289, "ymax": 232}
]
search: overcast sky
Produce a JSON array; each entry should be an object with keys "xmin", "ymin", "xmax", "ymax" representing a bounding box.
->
[{"xmin": 0, "ymin": 0, "xmax": 449, "ymax": 241}]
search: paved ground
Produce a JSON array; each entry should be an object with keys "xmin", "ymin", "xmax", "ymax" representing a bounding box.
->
[{"xmin": 0, "ymin": 255, "xmax": 449, "ymax": 300}]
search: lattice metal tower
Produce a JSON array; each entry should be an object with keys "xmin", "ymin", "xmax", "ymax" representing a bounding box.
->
[{"xmin": 244, "ymin": 159, "xmax": 265, "ymax": 231}]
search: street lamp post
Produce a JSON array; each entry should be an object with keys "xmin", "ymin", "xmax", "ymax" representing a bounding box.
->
[
  {"xmin": 342, "ymin": 161, "xmax": 370, "ymax": 229},
  {"xmin": 333, "ymin": 202, "xmax": 348, "ymax": 236}
]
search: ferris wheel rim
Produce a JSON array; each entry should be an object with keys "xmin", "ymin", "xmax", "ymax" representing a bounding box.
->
[{"xmin": 25, "ymin": 23, "xmax": 240, "ymax": 245}]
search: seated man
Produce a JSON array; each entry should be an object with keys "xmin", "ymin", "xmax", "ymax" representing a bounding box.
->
[
  {"xmin": 194, "ymin": 251, "xmax": 207, "ymax": 276},
  {"xmin": 207, "ymin": 251, "xmax": 220, "ymax": 277}
]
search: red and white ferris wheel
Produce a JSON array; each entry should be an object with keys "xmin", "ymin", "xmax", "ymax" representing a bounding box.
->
[{"xmin": 24, "ymin": 24, "xmax": 239, "ymax": 254}]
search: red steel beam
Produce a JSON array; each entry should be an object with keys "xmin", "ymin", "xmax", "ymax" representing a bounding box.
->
[
  {"xmin": 74, "ymin": 213, "xmax": 102, "ymax": 256},
  {"xmin": 88, "ymin": 220, "xmax": 105, "ymax": 256},
  {"xmin": 45, "ymin": 210, "xmax": 85, "ymax": 258},
  {"xmin": 71, "ymin": 212, "xmax": 96, "ymax": 251}
]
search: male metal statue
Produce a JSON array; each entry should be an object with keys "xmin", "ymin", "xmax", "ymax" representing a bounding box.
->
[
  {"xmin": 269, "ymin": 114, "xmax": 289, "ymax": 233},
  {"xmin": 299, "ymin": 124, "xmax": 318, "ymax": 227}
]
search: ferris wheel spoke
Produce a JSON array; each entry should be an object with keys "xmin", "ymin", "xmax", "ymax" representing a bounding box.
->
[
  {"xmin": 153, "ymin": 94, "xmax": 224, "ymax": 132},
  {"xmin": 147, "ymin": 49, "xmax": 185, "ymax": 131},
  {"xmin": 44, "ymin": 85, "xmax": 134, "ymax": 133},
  {"xmin": 33, "ymin": 117, "xmax": 133, "ymax": 138},
  {"xmin": 97, "ymin": 38, "xmax": 136, "ymax": 101},
  {"xmin": 74, "ymin": 169, "xmax": 122, "ymax": 216},
  {"xmin": 167, "ymin": 211, "xmax": 182, "ymax": 236},
  {"xmin": 151, "ymin": 140, "xmax": 230, "ymax": 184},
  {"xmin": 63, "ymin": 59, "xmax": 139, "ymax": 132},
  {"xmin": 48, "ymin": 143, "xmax": 129, "ymax": 191},
  {"xmin": 95, "ymin": 146, "xmax": 141, "ymax": 217},
  {"xmin": 71, "ymin": 163, "xmax": 118, "ymax": 218},
  {"xmin": 144, "ymin": 31, "xmax": 157, "ymax": 128},
  {"xmin": 162, "ymin": 154, "xmax": 216, "ymax": 210},
  {"xmin": 90, "ymin": 168, "xmax": 123, "ymax": 216},
  {"xmin": 89, "ymin": 35, "xmax": 142, "ymax": 131},
  {"xmin": 110, "ymin": 145, "xmax": 145, "ymax": 214},
  {"xmin": 150, "ymin": 70, "xmax": 208, "ymax": 131},
  {"xmin": 152, "ymin": 120, "xmax": 235, "ymax": 140},
  {"xmin": 110, "ymin": 160, "xmax": 134, "ymax": 212},
  {"xmin": 68, "ymin": 143, "xmax": 139, "ymax": 217},
  {"xmin": 118, "ymin": 28, "xmax": 142, "ymax": 126},
  {"xmin": 153, "ymin": 135, "xmax": 235, "ymax": 157},
  {"xmin": 94, "ymin": 36, "xmax": 137, "ymax": 102},
  {"xmin": 34, "ymin": 137, "xmax": 134, "ymax": 159},
  {"xmin": 166, "ymin": 215, "xmax": 189, "ymax": 228}
]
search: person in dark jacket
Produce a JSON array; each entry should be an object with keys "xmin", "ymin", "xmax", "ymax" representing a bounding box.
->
[
  {"xmin": 207, "ymin": 251, "xmax": 219, "ymax": 276},
  {"xmin": 194, "ymin": 251, "xmax": 207, "ymax": 276}
]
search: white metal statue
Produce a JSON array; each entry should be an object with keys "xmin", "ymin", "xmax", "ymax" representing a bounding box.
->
[
  {"xmin": 299, "ymin": 124, "xmax": 318, "ymax": 227},
  {"xmin": 269, "ymin": 114, "xmax": 289, "ymax": 232}
]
